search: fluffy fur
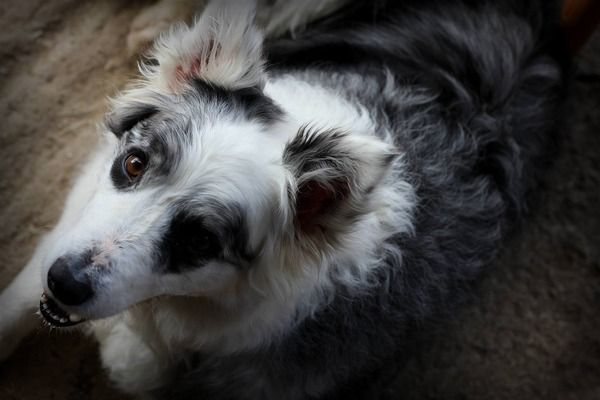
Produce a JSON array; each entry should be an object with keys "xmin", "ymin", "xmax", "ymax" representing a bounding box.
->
[{"xmin": 0, "ymin": 0, "xmax": 566, "ymax": 399}]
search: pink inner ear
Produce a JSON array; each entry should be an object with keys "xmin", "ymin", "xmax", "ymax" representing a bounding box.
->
[
  {"xmin": 175, "ymin": 58, "xmax": 203, "ymax": 82},
  {"xmin": 191, "ymin": 58, "xmax": 202, "ymax": 75},
  {"xmin": 296, "ymin": 180, "xmax": 348, "ymax": 232},
  {"xmin": 173, "ymin": 40, "xmax": 222, "ymax": 84}
]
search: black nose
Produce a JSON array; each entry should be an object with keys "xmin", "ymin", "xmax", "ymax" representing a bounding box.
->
[{"xmin": 47, "ymin": 255, "xmax": 94, "ymax": 306}]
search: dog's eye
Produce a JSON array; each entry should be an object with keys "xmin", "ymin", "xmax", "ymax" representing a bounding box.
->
[{"xmin": 124, "ymin": 153, "xmax": 147, "ymax": 179}]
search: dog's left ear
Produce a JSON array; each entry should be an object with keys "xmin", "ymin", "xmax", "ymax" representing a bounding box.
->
[
  {"xmin": 148, "ymin": 0, "xmax": 264, "ymax": 92},
  {"xmin": 283, "ymin": 127, "xmax": 396, "ymax": 235}
]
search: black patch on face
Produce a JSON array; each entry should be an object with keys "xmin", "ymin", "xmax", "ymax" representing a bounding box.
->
[
  {"xmin": 160, "ymin": 203, "xmax": 253, "ymax": 273},
  {"xmin": 162, "ymin": 213, "xmax": 223, "ymax": 273},
  {"xmin": 106, "ymin": 104, "xmax": 159, "ymax": 138},
  {"xmin": 191, "ymin": 80, "xmax": 283, "ymax": 125}
]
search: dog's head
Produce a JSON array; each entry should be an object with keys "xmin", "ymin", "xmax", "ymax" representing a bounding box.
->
[{"xmin": 39, "ymin": 1, "xmax": 406, "ymax": 329}]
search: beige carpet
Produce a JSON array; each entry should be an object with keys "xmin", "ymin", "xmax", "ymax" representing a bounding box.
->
[{"xmin": 0, "ymin": 1, "xmax": 598, "ymax": 399}]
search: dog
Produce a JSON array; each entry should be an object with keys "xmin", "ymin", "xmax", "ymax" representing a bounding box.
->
[{"xmin": 0, "ymin": 0, "xmax": 566, "ymax": 398}]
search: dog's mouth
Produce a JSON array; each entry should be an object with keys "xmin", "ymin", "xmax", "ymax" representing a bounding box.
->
[{"xmin": 39, "ymin": 293, "xmax": 85, "ymax": 328}]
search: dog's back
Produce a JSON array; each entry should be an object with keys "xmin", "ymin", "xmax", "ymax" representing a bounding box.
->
[{"xmin": 153, "ymin": 1, "xmax": 566, "ymax": 399}]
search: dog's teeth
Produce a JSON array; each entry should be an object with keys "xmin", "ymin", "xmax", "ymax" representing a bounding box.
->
[
  {"xmin": 60, "ymin": 318, "xmax": 68, "ymax": 323},
  {"xmin": 69, "ymin": 313, "xmax": 82, "ymax": 322}
]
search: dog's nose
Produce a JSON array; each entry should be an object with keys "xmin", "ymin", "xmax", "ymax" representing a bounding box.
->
[{"xmin": 47, "ymin": 256, "xmax": 94, "ymax": 306}]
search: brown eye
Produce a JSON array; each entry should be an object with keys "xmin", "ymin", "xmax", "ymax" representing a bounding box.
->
[{"xmin": 124, "ymin": 153, "xmax": 147, "ymax": 178}]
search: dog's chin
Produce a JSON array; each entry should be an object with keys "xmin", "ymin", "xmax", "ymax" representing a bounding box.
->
[{"xmin": 39, "ymin": 293, "xmax": 85, "ymax": 328}]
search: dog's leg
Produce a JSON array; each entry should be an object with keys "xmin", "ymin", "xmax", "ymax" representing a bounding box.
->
[
  {"xmin": 0, "ymin": 237, "xmax": 49, "ymax": 362},
  {"xmin": 96, "ymin": 320, "xmax": 172, "ymax": 395}
]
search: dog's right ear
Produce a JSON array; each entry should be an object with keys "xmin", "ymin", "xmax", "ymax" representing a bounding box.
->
[
  {"xmin": 143, "ymin": 0, "xmax": 265, "ymax": 93},
  {"xmin": 283, "ymin": 126, "xmax": 396, "ymax": 238}
]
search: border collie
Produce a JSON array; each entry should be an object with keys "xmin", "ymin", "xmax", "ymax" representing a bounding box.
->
[{"xmin": 0, "ymin": 0, "xmax": 566, "ymax": 398}]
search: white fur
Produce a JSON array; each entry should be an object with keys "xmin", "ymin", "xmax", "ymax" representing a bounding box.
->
[{"xmin": 0, "ymin": 1, "xmax": 415, "ymax": 395}]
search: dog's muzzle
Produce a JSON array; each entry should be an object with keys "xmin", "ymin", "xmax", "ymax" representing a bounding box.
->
[{"xmin": 40, "ymin": 254, "xmax": 93, "ymax": 327}]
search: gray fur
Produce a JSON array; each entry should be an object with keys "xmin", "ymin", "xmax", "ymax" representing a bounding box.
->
[{"xmin": 146, "ymin": 0, "xmax": 567, "ymax": 398}]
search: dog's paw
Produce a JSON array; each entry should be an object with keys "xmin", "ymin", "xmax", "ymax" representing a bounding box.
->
[
  {"xmin": 127, "ymin": 0, "xmax": 203, "ymax": 57},
  {"xmin": 0, "ymin": 313, "xmax": 39, "ymax": 363},
  {"xmin": 0, "ymin": 286, "xmax": 41, "ymax": 363}
]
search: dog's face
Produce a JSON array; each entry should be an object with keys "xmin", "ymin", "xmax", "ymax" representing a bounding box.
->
[
  {"xmin": 41, "ymin": 83, "xmax": 291, "ymax": 325},
  {"xmin": 38, "ymin": 1, "xmax": 398, "ymax": 327}
]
